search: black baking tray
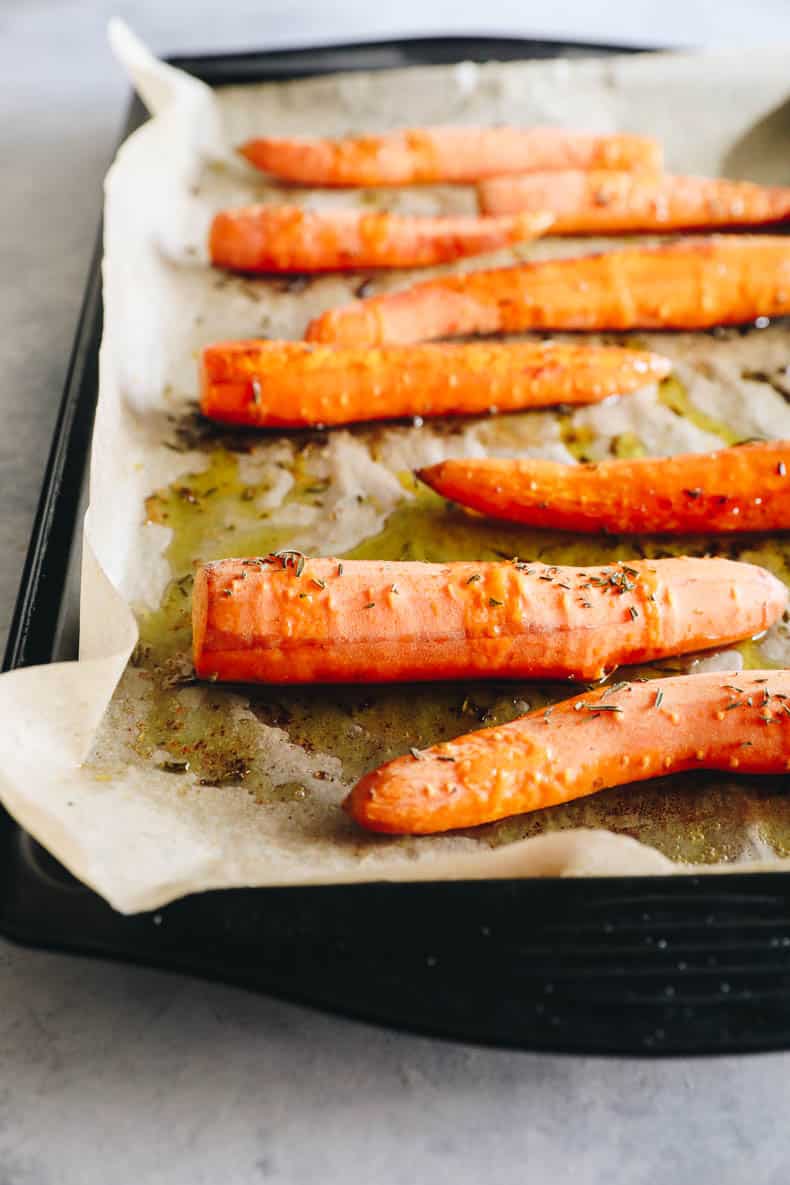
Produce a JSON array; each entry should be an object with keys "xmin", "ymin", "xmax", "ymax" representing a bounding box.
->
[{"xmin": 4, "ymin": 34, "xmax": 790, "ymax": 1057}]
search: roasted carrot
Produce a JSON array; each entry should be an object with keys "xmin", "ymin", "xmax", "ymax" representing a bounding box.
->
[
  {"xmin": 200, "ymin": 339, "xmax": 671, "ymax": 429},
  {"xmin": 418, "ymin": 441, "xmax": 790, "ymax": 535},
  {"xmin": 478, "ymin": 170, "xmax": 790, "ymax": 234},
  {"xmin": 209, "ymin": 205, "xmax": 552, "ymax": 273},
  {"xmin": 192, "ymin": 554, "xmax": 784, "ymax": 685},
  {"xmin": 346, "ymin": 670, "xmax": 790, "ymax": 834},
  {"xmin": 305, "ymin": 235, "xmax": 790, "ymax": 346},
  {"xmin": 238, "ymin": 126, "xmax": 663, "ymax": 187}
]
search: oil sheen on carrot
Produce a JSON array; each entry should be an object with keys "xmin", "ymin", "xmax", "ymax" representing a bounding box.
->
[
  {"xmin": 346, "ymin": 671, "xmax": 790, "ymax": 833},
  {"xmin": 192, "ymin": 554, "xmax": 785, "ymax": 685}
]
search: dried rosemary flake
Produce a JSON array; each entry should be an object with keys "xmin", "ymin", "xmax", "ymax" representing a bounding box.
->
[
  {"xmin": 312, "ymin": 577, "xmax": 326, "ymax": 590},
  {"xmin": 163, "ymin": 672, "xmax": 197, "ymax": 689},
  {"xmin": 654, "ymin": 689, "xmax": 664, "ymax": 708},
  {"xmin": 466, "ymin": 573, "xmax": 482, "ymax": 584},
  {"xmin": 274, "ymin": 548, "xmax": 307, "ymax": 577},
  {"xmin": 436, "ymin": 755, "xmax": 456, "ymax": 763},
  {"xmin": 628, "ymin": 606, "xmax": 639, "ymax": 620},
  {"xmin": 489, "ymin": 597, "xmax": 504, "ymax": 607},
  {"xmin": 364, "ymin": 602, "xmax": 376, "ymax": 609}
]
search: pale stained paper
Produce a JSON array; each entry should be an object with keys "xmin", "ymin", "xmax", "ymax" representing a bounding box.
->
[{"xmin": 1, "ymin": 22, "xmax": 790, "ymax": 912}]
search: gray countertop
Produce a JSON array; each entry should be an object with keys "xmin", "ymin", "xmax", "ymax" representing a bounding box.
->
[{"xmin": 3, "ymin": 3, "xmax": 790, "ymax": 1181}]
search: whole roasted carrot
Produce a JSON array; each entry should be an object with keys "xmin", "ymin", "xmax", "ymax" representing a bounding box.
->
[
  {"xmin": 478, "ymin": 170, "xmax": 790, "ymax": 234},
  {"xmin": 346, "ymin": 670, "xmax": 790, "ymax": 833},
  {"xmin": 238, "ymin": 125, "xmax": 662, "ymax": 187},
  {"xmin": 209, "ymin": 205, "xmax": 552, "ymax": 272},
  {"xmin": 305, "ymin": 235, "xmax": 790, "ymax": 346},
  {"xmin": 192, "ymin": 554, "xmax": 784, "ymax": 685},
  {"xmin": 200, "ymin": 340, "xmax": 671, "ymax": 429},
  {"xmin": 418, "ymin": 442, "xmax": 790, "ymax": 535}
]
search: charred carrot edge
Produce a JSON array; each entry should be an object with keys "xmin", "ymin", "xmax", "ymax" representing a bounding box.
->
[
  {"xmin": 478, "ymin": 170, "xmax": 790, "ymax": 234},
  {"xmin": 345, "ymin": 670, "xmax": 790, "ymax": 834},
  {"xmin": 238, "ymin": 126, "xmax": 663, "ymax": 187},
  {"xmin": 209, "ymin": 205, "xmax": 552, "ymax": 273},
  {"xmin": 192, "ymin": 554, "xmax": 784, "ymax": 686},
  {"xmin": 304, "ymin": 235, "xmax": 790, "ymax": 347},
  {"xmin": 200, "ymin": 340, "xmax": 671, "ymax": 429},
  {"xmin": 418, "ymin": 441, "xmax": 790, "ymax": 535}
]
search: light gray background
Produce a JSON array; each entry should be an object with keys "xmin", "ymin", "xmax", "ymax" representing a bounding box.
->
[{"xmin": 3, "ymin": 3, "xmax": 790, "ymax": 1182}]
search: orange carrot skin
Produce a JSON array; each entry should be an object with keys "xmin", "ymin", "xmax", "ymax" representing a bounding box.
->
[
  {"xmin": 418, "ymin": 442, "xmax": 790, "ymax": 535},
  {"xmin": 305, "ymin": 236, "xmax": 790, "ymax": 347},
  {"xmin": 478, "ymin": 171, "xmax": 790, "ymax": 233},
  {"xmin": 192, "ymin": 555, "xmax": 784, "ymax": 685},
  {"xmin": 346, "ymin": 671, "xmax": 790, "ymax": 834},
  {"xmin": 200, "ymin": 340, "xmax": 671, "ymax": 429},
  {"xmin": 209, "ymin": 205, "xmax": 551, "ymax": 272},
  {"xmin": 238, "ymin": 126, "xmax": 663, "ymax": 187}
]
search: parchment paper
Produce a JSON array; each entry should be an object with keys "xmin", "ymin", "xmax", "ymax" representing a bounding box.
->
[{"xmin": 2, "ymin": 23, "xmax": 790, "ymax": 912}]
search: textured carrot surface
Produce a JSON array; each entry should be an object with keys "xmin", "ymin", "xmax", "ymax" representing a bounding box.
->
[
  {"xmin": 238, "ymin": 125, "xmax": 662, "ymax": 186},
  {"xmin": 200, "ymin": 339, "xmax": 671, "ymax": 428},
  {"xmin": 478, "ymin": 170, "xmax": 790, "ymax": 233},
  {"xmin": 346, "ymin": 671, "xmax": 790, "ymax": 833},
  {"xmin": 305, "ymin": 236, "xmax": 790, "ymax": 346},
  {"xmin": 209, "ymin": 205, "xmax": 551, "ymax": 272},
  {"xmin": 192, "ymin": 555, "xmax": 784, "ymax": 685},
  {"xmin": 418, "ymin": 442, "xmax": 790, "ymax": 535}
]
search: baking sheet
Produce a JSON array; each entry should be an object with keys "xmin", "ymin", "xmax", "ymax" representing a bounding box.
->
[{"xmin": 2, "ymin": 22, "xmax": 790, "ymax": 913}]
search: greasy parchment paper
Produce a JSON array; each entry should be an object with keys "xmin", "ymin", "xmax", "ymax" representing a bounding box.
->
[{"xmin": 3, "ymin": 24, "xmax": 790, "ymax": 912}]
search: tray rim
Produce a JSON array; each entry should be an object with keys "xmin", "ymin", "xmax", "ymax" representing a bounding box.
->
[
  {"xmin": 163, "ymin": 31, "xmax": 651, "ymax": 78},
  {"xmin": 3, "ymin": 31, "xmax": 790, "ymax": 1058}
]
